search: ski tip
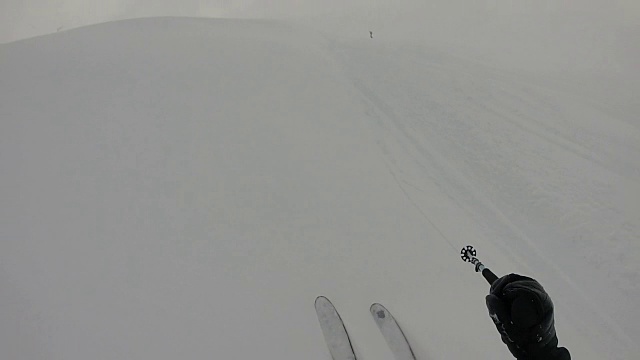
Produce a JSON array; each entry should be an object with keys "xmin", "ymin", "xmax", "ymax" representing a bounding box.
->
[
  {"xmin": 315, "ymin": 295, "xmax": 331, "ymax": 307},
  {"xmin": 370, "ymin": 303, "xmax": 389, "ymax": 318},
  {"xmin": 370, "ymin": 302, "xmax": 385, "ymax": 311}
]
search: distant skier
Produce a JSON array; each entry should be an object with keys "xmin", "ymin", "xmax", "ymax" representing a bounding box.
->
[
  {"xmin": 370, "ymin": 31, "xmax": 373, "ymax": 39},
  {"xmin": 486, "ymin": 274, "xmax": 571, "ymax": 360}
]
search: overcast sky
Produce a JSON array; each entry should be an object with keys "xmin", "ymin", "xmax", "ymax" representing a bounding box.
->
[{"xmin": 2, "ymin": 0, "xmax": 639, "ymax": 44}]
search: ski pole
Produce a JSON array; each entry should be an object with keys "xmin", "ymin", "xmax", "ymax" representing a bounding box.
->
[{"xmin": 460, "ymin": 245, "xmax": 499, "ymax": 285}]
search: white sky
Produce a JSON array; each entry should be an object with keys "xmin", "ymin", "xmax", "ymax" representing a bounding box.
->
[{"xmin": 2, "ymin": 0, "xmax": 639, "ymax": 44}]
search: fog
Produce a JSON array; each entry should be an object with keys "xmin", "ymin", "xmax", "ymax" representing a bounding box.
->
[
  {"xmin": 2, "ymin": 1, "xmax": 638, "ymax": 191},
  {"xmin": 1, "ymin": 2, "xmax": 639, "ymax": 359},
  {"xmin": 2, "ymin": 0, "xmax": 638, "ymax": 44}
]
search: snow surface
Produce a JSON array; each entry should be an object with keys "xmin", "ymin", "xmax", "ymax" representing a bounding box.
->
[{"xmin": 1, "ymin": 16, "xmax": 639, "ymax": 360}]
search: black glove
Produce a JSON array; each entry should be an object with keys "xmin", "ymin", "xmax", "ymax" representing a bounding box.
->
[{"xmin": 486, "ymin": 274, "xmax": 571, "ymax": 360}]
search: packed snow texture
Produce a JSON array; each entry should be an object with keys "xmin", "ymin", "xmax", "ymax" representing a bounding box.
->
[{"xmin": 1, "ymin": 14, "xmax": 639, "ymax": 360}]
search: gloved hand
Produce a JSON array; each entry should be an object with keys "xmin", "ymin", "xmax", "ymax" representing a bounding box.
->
[{"xmin": 486, "ymin": 274, "xmax": 571, "ymax": 360}]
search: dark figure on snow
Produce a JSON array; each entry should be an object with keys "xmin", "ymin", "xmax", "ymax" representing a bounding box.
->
[
  {"xmin": 370, "ymin": 31, "xmax": 373, "ymax": 39},
  {"xmin": 487, "ymin": 274, "xmax": 571, "ymax": 360}
]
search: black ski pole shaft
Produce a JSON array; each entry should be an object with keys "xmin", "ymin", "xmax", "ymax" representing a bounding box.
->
[
  {"xmin": 460, "ymin": 245, "xmax": 499, "ymax": 285},
  {"xmin": 479, "ymin": 264, "xmax": 498, "ymax": 285}
]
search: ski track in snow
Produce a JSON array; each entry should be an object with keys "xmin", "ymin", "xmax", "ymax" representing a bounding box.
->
[
  {"xmin": 1, "ymin": 17, "xmax": 639, "ymax": 360},
  {"xmin": 333, "ymin": 41, "xmax": 639, "ymax": 359}
]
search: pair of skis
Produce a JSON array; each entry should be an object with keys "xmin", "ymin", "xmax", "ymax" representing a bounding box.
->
[
  {"xmin": 315, "ymin": 296, "xmax": 416, "ymax": 360},
  {"xmin": 315, "ymin": 246, "xmax": 498, "ymax": 360}
]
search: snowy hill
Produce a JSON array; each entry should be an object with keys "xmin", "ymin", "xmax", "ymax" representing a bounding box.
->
[{"xmin": 1, "ymin": 17, "xmax": 639, "ymax": 360}]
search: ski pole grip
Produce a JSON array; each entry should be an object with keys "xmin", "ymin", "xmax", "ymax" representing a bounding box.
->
[{"xmin": 483, "ymin": 268, "xmax": 498, "ymax": 285}]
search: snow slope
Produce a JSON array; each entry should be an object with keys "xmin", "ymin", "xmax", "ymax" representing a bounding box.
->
[{"xmin": 1, "ymin": 17, "xmax": 639, "ymax": 360}]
